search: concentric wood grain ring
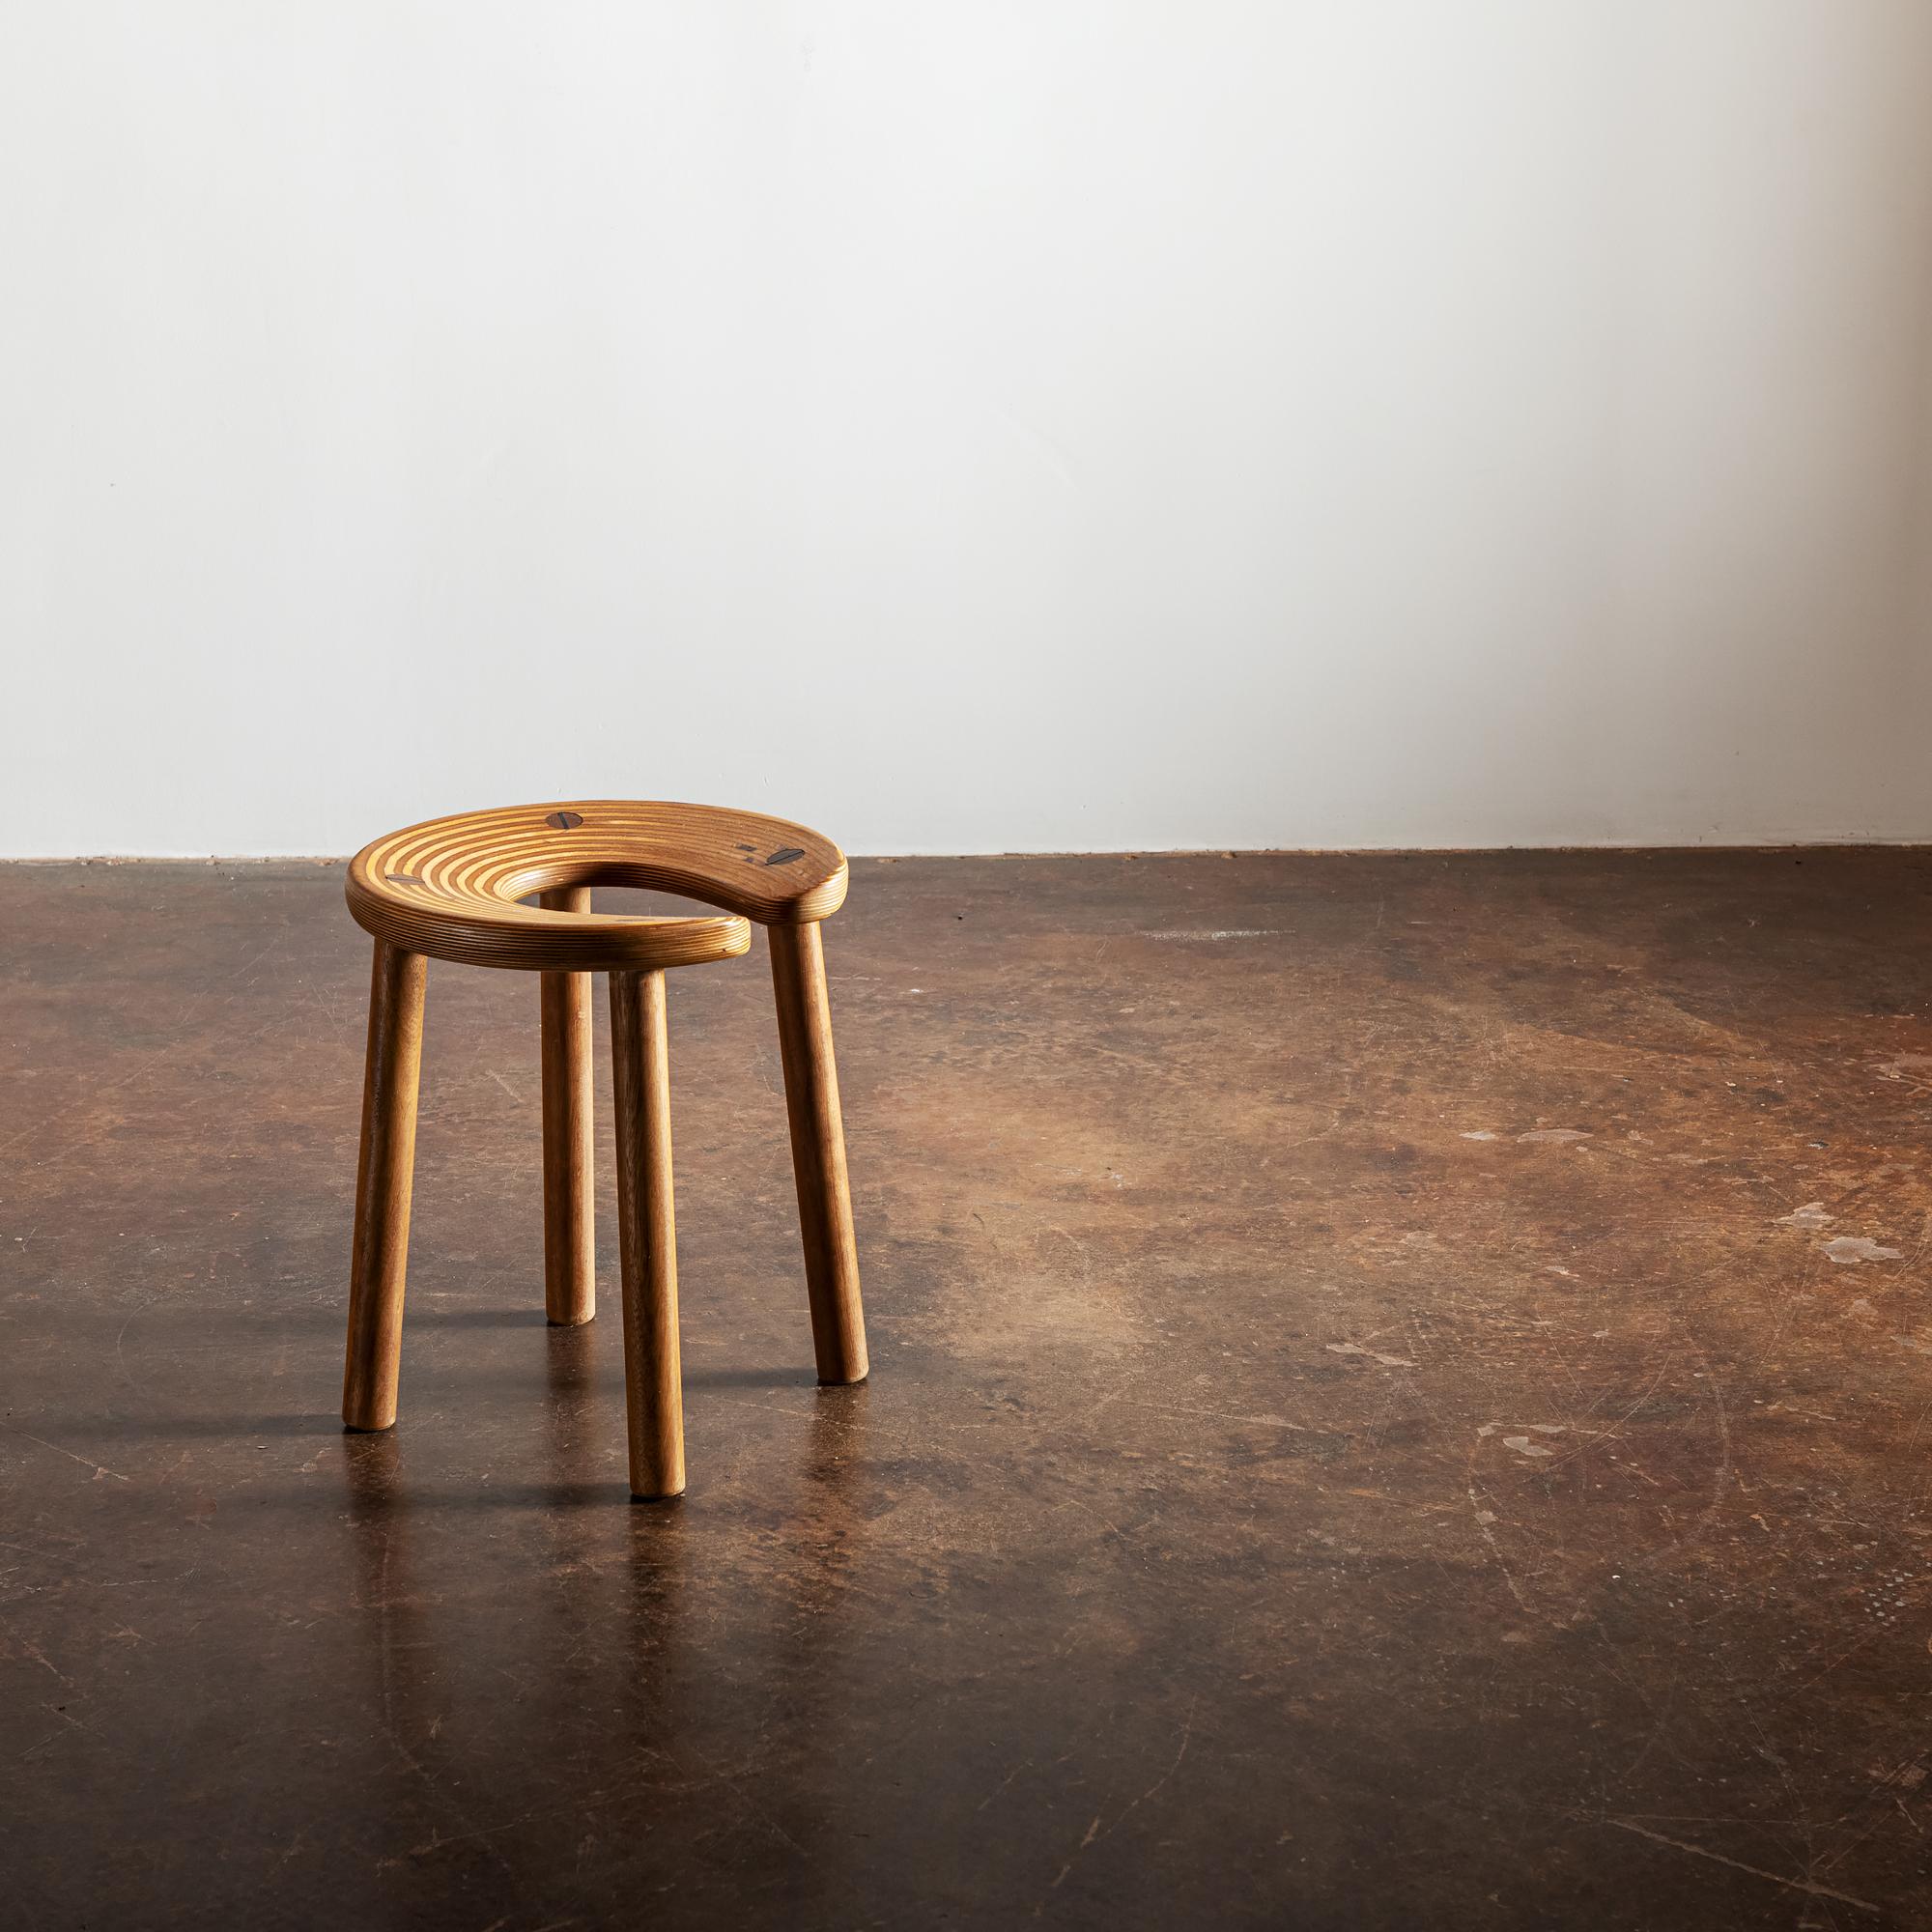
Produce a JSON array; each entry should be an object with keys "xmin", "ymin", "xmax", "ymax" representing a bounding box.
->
[{"xmin": 345, "ymin": 800, "xmax": 849, "ymax": 973}]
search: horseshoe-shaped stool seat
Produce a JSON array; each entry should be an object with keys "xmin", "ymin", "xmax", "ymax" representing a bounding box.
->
[{"xmin": 339, "ymin": 801, "xmax": 868, "ymax": 1498}]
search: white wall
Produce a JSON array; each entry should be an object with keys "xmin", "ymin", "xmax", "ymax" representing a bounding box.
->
[{"xmin": 6, "ymin": 2, "xmax": 1932, "ymax": 857}]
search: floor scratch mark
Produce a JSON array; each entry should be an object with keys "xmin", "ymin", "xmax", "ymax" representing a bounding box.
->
[{"xmin": 1605, "ymin": 1818, "xmax": 1879, "ymax": 1916}]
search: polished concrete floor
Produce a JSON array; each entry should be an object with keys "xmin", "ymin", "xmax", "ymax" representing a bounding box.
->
[{"xmin": 4, "ymin": 849, "xmax": 1931, "ymax": 1928}]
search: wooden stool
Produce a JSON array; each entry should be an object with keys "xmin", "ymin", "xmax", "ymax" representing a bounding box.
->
[{"xmin": 338, "ymin": 801, "xmax": 868, "ymax": 1499}]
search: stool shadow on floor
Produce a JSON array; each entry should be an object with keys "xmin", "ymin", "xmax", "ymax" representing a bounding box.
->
[
  {"xmin": 680, "ymin": 1365, "xmax": 821, "ymax": 1389},
  {"xmin": 7, "ymin": 1413, "xmax": 343, "ymax": 1443},
  {"xmin": 416, "ymin": 1307, "xmax": 553, "ymax": 1329},
  {"xmin": 334, "ymin": 1427, "xmax": 619, "ymax": 1515}
]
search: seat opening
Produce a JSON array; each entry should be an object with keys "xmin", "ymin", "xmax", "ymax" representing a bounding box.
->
[{"xmin": 497, "ymin": 858, "xmax": 745, "ymax": 914}]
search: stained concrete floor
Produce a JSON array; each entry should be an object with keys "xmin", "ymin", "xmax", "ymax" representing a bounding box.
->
[{"xmin": 3, "ymin": 851, "xmax": 1932, "ymax": 1929}]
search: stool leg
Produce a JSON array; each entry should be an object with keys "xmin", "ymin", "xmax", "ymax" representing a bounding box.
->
[
  {"xmin": 769, "ymin": 923, "xmax": 868, "ymax": 1385},
  {"xmin": 539, "ymin": 885, "xmax": 596, "ymax": 1325},
  {"xmin": 342, "ymin": 940, "xmax": 428, "ymax": 1432},
  {"xmin": 610, "ymin": 968, "xmax": 685, "ymax": 1499}
]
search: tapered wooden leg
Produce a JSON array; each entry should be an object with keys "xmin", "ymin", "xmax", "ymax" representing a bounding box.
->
[
  {"xmin": 610, "ymin": 968, "xmax": 684, "ymax": 1500},
  {"xmin": 769, "ymin": 922, "xmax": 868, "ymax": 1384},
  {"xmin": 539, "ymin": 885, "xmax": 596, "ymax": 1325},
  {"xmin": 342, "ymin": 940, "xmax": 428, "ymax": 1432}
]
